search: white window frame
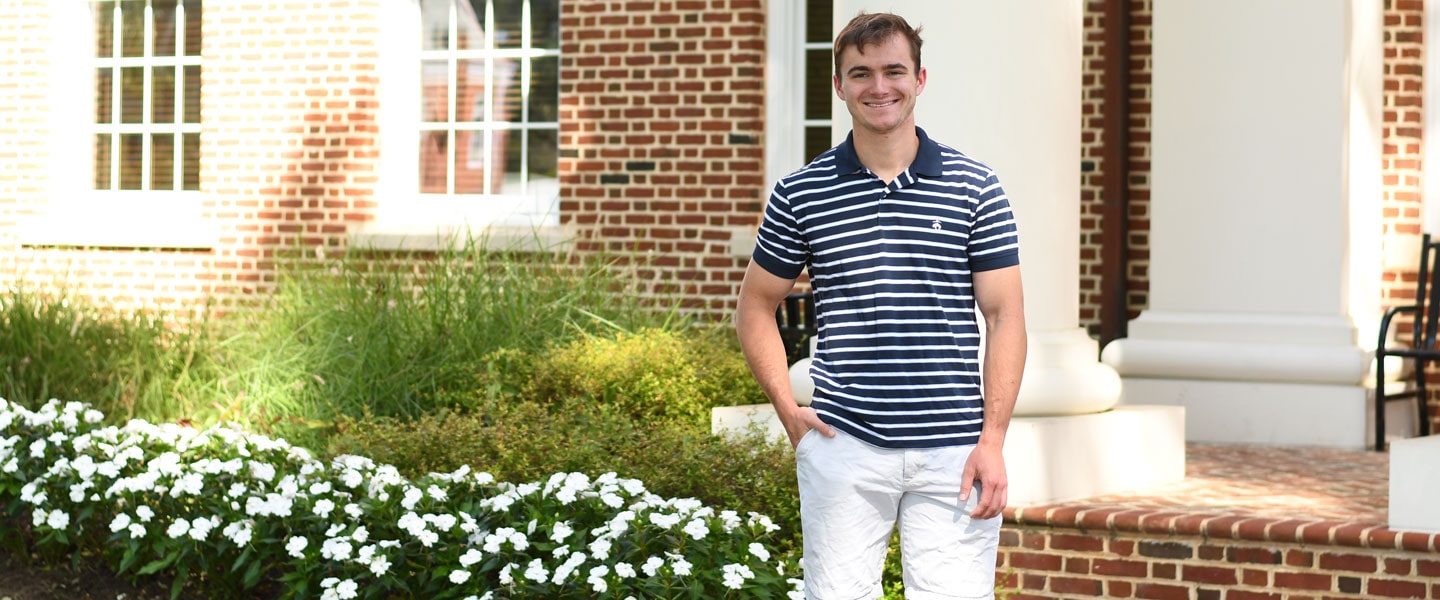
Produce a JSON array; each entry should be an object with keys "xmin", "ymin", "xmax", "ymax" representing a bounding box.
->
[
  {"xmin": 359, "ymin": 0, "xmax": 565, "ymax": 251},
  {"xmin": 22, "ymin": 0, "xmax": 214, "ymax": 249},
  {"xmin": 764, "ymin": 0, "xmax": 839, "ymax": 189}
]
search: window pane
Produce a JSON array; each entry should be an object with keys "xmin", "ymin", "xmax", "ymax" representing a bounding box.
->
[
  {"xmin": 120, "ymin": 1, "xmax": 145, "ymax": 58},
  {"xmin": 527, "ymin": 55, "xmax": 558, "ymax": 123},
  {"xmin": 183, "ymin": 65, "xmax": 200, "ymax": 123},
  {"xmin": 456, "ymin": 59, "xmax": 489, "ymax": 122},
  {"xmin": 498, "ymin": 57, "xmax": 523, "ymax": 123},
  {"xmin": 96, "ymin": 1, "xmax": 115, "ymax": 57},
  {"xmin": 527, "ymin": 129, "xmax": 557, "ymax": 179},
  {"xmin": 805, "ymin": 0, "xmax": 833, "ymax": 44},
  {"xmin": 118, "ymin": 133, "xmax": 143, "ymax": 190},
  {"xmin": 454, "ymin": 130, "xmax": 496, "ymax": 193},
  {"xmin": 152, "ymin": 133, "xmax": 175, "ymax": 190},
  {"xmin": 419, "ymin": 131, "xmax": 449, "ymax": 193},
  {"xmin": 804, "ymin": 49, "xmax": 832, "ymax": 120},
  {"xmin": 152, "ymin": 67, "xmax": 175, "ymax": 123},
  {"xmin": 420, "ymin": 0, "xmax": 450, "ymax": 50},
  {"xmin": 421, "ymin": 60, "xmax": 450, "ymax": 122},
  {"xmin": 531, "ymin": 0, "xmax": 559, "ymax": 49},
  {"xmin": 457, "ymin": 1, "xmax": 488, "ymax": 50},
  {"xmin": 153, "ymin": 0, "xmax": 177, "ymax": 56},
  {"xmin": 183, "ymin": 0, "xmax": 201, "ymax": 56},
  {"xmin": 182, "ymin": 132, "xmax": 200, "ymax": 190},
  {"xmin": 494, "ymin": 0, "xmax": 522, "ymax": 49},
  {"xmin": 120, "ymin": 66, "xmax": 145, "ymax": 124},
  {"xmin": 94, "ymin": 134, "xmax": 112, "ymax": 189},
  {"xmin": 804, "ymin": 126, "xmax": 832, "ymax": 164},
  {"xmin": 95, "ymin": 68, "xmax": 113, "ymax": 123}
]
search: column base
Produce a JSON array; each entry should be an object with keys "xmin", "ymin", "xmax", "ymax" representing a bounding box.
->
[{"xmin": 1117, "ymin": 377, "xmax": 1370, "ymax": 448}]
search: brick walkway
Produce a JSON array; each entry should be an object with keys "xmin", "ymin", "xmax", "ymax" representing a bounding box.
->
[{"xmin": 1005, "ymin": 443, "xmax": 1440, "ymax": 553}]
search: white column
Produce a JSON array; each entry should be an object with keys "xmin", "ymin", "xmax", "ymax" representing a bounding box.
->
[
  {"xmin": 839, "ymin": 0, "xmax": 1120, "ymax": 416},
  {"xmin": 1100, "ymin": 0, "xmax": 1384, "ymax": 448}
]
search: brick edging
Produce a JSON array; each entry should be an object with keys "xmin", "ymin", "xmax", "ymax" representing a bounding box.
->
[{"xmin": 1005, "ymin": 506, "xmax": 1440, "ymax": 554}]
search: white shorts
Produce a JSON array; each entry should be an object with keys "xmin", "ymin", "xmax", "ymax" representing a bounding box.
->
[{"xmin": 796, "ymin": 429, "xmax": 1001, "ymax": 600}]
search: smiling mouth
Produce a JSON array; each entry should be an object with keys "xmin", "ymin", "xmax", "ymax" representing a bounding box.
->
[{"xmin": 864, "ymin": 100, "xmax": 898, "ymax": 108}]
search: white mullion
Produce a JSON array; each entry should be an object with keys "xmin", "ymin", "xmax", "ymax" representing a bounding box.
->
[
  {"xmin": 141, "ymin": 0, "xmax": 154, "ymax": 191},
  {"xmin": 446, "ymin": 0, "xmax": 459, "ymax": 195},
  {"xmin": 524, "ymin": 0, "xmax": 535, "ymax": 192},
  {"xmin": 173, "ymin": 0, "xmax": 185, "ymax": 191},
  {"xmin": 483, "ymin": 0, "xmax": 496, "ymax": 196},
  {"xmin": 109, "ymin": 1, "xmax": 123, "ymax": 190}
]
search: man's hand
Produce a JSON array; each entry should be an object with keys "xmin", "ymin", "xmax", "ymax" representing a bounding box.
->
[
  {"xmin": 959, "ymin": 442, "xmax": 1007, "ymax": 519},
  {"xmin": 782, "ymin": 407, "xmax": 835, "ymax": 450}
]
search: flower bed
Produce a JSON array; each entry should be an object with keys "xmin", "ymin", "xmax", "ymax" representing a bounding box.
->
[{"xmin": 0, "ymin": 399, "xmax": 804, "ymax": 599}]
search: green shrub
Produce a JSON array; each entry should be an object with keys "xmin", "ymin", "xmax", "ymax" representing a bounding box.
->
[
  {"xmin": 510, "ymin": 326, "xmax": 766, "ymax": 428},
  {"xmin": 326, "ymin": 397, "xmax": 802, "ymax": 557}
]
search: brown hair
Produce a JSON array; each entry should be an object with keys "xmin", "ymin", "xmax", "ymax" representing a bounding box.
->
[{"xmin": 833, "ymin": 12, "xmax": 924, "ymax": 77}]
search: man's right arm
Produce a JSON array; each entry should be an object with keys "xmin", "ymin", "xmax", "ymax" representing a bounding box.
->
[{"xmin": 734, "ymin": 260, "xmax": 835, "ymax": 448}]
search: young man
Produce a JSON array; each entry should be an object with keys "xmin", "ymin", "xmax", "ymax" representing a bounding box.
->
[{"xmin": 735, "ymin": 12, "xmax": 1027, "ymax": 599}]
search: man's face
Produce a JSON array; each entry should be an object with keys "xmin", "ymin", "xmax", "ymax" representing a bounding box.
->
[{"xmin": 833, "ymin": 34, "xmax": 926, "ymax": 137}]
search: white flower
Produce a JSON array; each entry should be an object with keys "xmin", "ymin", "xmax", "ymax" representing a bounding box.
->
[
  {"xmin": 286, "ymin": 535, "xmax": 309, "ymax": 559},
  {"xmin": 671, "ymin": 555, "xmax": 693, "ymax": 577},
  {"xmin": 223, "ymin": 520, "xmax": 254, "ymax": 546},
  {"xmin": 402, "ymin": 487, "xmax": 424, "ymax": 510},
  {"xmin": 589, "ymin": 538, "xmax": 612, "ymax": 561},
  {"xmin": 427, "ymin": 485, "xmax": 447, "ymax": 501},
  {"xmin": 551, "ymin": 521, "xmax": 574, "ymax": 543},
  {"xmin": 615, "ymin": 562, "xmax": 636, "ymax": 578},
  {"xmin": 588, "ymin": 565, "xmax": 609, "ymax": 593},
  {"xmin": 523, "ymin": 558, "xmax": 549, "ymax": 583},
  {"xmin": 166, "ymin": 518, "xmax": 190, "ymax": 539},
  {"xmin": 109, "ymin": 513, "xmax": 132, "ymax": 533},
  {"xmin": 127, "ymin": 523, "xmax": 146, "ymax": 539},
  {"xmin": 722, "ymin": 563, "xmax": 756, "ymax": 590},
  {"xmin": 313, "ymin": 499, "xmax": 335, "ymax": 518},
  {"xmin": 498, "ymin": 563, "xmax": 515, "ymax": 585},
  {"xmin": 416, "ymin": 530, "xmax": 439, "ymax": 547},
  {"xmin": 641, "ymin": 556, "xmax": 664, "ymax": 577},
  {"xmin": 683, "ymin": 518, "xmax": 708, "ymax": 540},
  {"xmin": 188, "ymin": 516, "xmax": 215, "ymax": 541},
  {"xmin": 45, "ymin": 510, "xmax": 69, "ymax": 530},
  {"xmin": 351, "ymin": 526, "xmax": 369, "ymax": 543},
  {"xmin": 369, "ymin": 554, "xmax": 391, "ymax": 576},
  {"xmin": 135, "ymin": 505, "xmax": 154, "ymax": 522},
  {"xmin": 321, "ymin": 537, "xmax": 353, "ymax": 561},
  {"xmin": 649, "ymin": 512, "xmax": 681, "ymax": 529},
  {"xmin": 719, "ymin": 510, "xmax": 741, "ymax": 532},
  {"xmin": 449, "ymin": 569, "xmax": 470, "ymax": 584},
  {"xmin": 344, "ymin": 503, "xmax": 363, "ymax": 519},
  {"xmin": 249, "ymin": 461, "xmax": 276, "ymax": 482},
  {"xmin": 749, "ymin": 542, "xmax": 771, "ymax": 562},
  {"xmin": 309, "ymin": 481, "xmax": 333, "ymax": 495},
  {"xmin": 29, "ymin": 439, "xmax": 46, "ymax": 458},
  {"xmin": 459, "ymin": 548, "xmax": 483, "ymax": 567}
]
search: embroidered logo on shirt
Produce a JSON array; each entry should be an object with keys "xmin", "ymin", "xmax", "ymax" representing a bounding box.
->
[{"xmin": 931, "ymin": 219, "xmax": 942, "ymax": 230}]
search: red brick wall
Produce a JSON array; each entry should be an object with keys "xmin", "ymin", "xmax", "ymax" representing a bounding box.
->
[
  {"xmin": 1078, "ymin": 0, "xmax": 1152, "ymax": 338},
  {"xmin": 998, "ymin": 526, "xmax": 1440, "ymax": 600},
  {"xmin": 1379, "ymin": 0, "xmax": 1435, "ymax": 431},
  {"xmin": 0, "ymin": 1, "xmax": 382, "ymax": 312},
  {"xmin": 558, "ymin": 0, "xmax": 766, "ymax": 314}
]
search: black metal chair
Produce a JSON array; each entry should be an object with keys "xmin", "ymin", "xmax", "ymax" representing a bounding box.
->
[
  {"xmin": 1374, "ymin": 233, "xmax": 1440, "ymax": 450},
  {"xmin": 775, "ymin": 291, "xmax": 817, "ymax": 365}
]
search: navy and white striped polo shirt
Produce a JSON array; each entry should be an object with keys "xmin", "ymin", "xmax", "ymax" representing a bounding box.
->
[{"xmin": 752, "ymin": 127, "xmax": 1020, "ymax": 449}]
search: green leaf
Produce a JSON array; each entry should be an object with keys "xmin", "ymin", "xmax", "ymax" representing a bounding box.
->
[
  {"xmin": 137, "ymin": 551, "xmax": 179, "ymax": 576},
  {"xmin": 242, "ymin": 559, "xmax": 262, "ymax": 590}
]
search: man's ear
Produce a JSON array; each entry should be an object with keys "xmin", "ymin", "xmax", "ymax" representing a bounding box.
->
[
  {"xmin": 916, "ymin": 66, "xmax": 927, "ymax": 95},
  {"xmin": 833, "ymin": 73, "xmax": 844, "ymax": 100}
]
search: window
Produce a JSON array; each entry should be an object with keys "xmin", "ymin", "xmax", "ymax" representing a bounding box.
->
[
  {"xmin": 94, "ymin": 0, "xmax": 202, "ymax": 192},
  {"xmin": 364, "ymin": 0, "xmax": 562, "ymax": 248},
  {"xmin": 765, "ymin": 0, "xmax": 836, "ymax": 187},
  {"xmin": 23, "ymin": 0, "xmax": 212, "ymax": 248}
]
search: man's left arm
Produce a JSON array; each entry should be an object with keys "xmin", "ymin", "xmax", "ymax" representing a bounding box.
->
[{"xmin": 960, "ymin": 264, "xmax": 1026, "ymax": 519}]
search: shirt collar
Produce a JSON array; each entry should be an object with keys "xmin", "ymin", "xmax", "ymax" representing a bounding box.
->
[{"xmin": 833, "ymin": 126, "xmax": 945, "ymax": 178}]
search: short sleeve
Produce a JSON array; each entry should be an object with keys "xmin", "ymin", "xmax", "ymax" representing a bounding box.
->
[
  {"xmin": 751, "ymin": 185, "xmax": 809, "ymax": 280},
  {"xmin": 967, "ymin": 172, "xmax": 1020, "ymax": 272}
]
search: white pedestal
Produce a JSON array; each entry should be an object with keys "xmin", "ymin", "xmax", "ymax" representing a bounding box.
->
[
  {"xmin": 1389, "ymin": 435, "xmax": 1440, "ymax": 533},
  {"xmin": 1117, "ymin": 377, "xmax": 1369, "ymax": 449},
  {"xmin": 711, "ymin": 403, "xmax": 1187, "ymax": 505},
  {"xmin": 1005, "ymin": 405, "xmax": 1186, "ymax": 505}
]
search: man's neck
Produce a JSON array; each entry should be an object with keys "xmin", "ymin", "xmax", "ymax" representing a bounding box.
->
[{"xmin": 852, "ymin": 126, "xmax": 919, "ymax": 184}]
